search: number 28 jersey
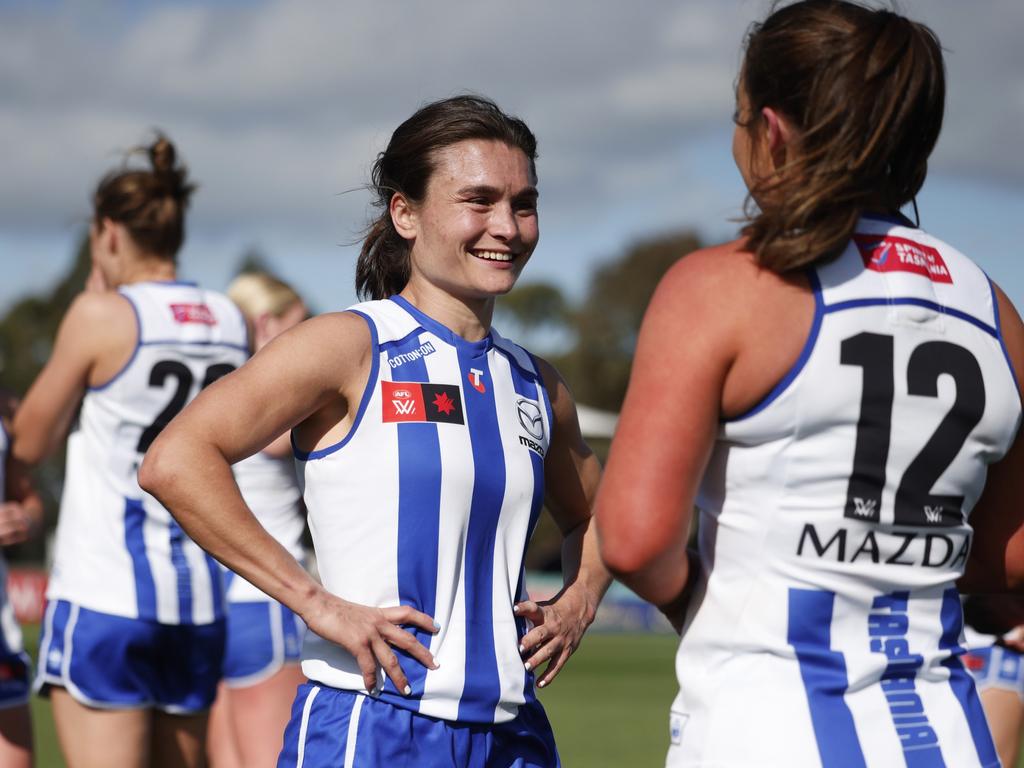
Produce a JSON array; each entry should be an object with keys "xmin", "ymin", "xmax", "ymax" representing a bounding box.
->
[
  {"xmin": 48, "ymin": 282, "xmax": 248, "ymax": 626},
  {"xmin": 671, "ymin": 217, "xmax": 1021, "ymax": 767}
]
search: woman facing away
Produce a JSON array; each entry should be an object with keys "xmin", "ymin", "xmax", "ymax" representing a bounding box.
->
[
  {"xmin": 12, "ymin": 135, "xmax": 249, "ymax": 768},
  {"xmin": 597, "ymin": 2, "xmax": 1024, "ymax": 766},
  {"xmin": 0, "ymin": 390, "xmax": 44, "ymax": 768},
  {"xmin": 207, "ymin": 271, "xmax": 309, "ymax": 768},
  {"xmin": 140, "ymin": 95, "xmax": 611, "ymax": 768}
]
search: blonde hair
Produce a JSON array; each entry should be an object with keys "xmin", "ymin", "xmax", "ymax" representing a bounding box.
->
[{"xmin": 227, "ymin": 271, "xmax": 302, "ymax": 319}]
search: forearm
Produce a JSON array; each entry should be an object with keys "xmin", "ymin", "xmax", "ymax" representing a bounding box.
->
[
  {"xmin": 611, "ymin": 540, "xmax": 691, "ymax": 609},
  {"xmin": 560, "ymin": 518, "xmax": 611, "ymax": 614},
  {"xmin": 140, "ymin": 434, "xmax": 324, "ymax": 618}
]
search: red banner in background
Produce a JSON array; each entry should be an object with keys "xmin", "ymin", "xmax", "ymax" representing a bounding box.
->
[{"xmin": 6, "ymin": 569, "xmax": 47, "ymax": 624}]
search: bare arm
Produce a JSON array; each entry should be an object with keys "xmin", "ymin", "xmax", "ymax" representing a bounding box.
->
[
  {"xmin": 960, "ymin": 282, "xmax": 1024, "ymax": 592},
  {"xmin": 595, "ymin": 249, "xmax": 736, "ymax": 609},
  {"xmin": 515, "ymin": 358, "xmax": 611, "ymax": 687},
  {"xmin": 12, "ymin": 291, "xmax": 135, "ymax": 465},
  {"xmin": 139, "ymin": 312, "xmax": 438, "ymax": 693}
]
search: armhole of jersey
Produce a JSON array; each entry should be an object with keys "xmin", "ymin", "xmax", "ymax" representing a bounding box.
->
[
  {"xmin": 88, "ymin": 291, "xmax": 143, "ymax": 392},
  {"xmin": 989, "ymin": 277, "xmax": 1023, "ymax": 407},
  {"xmin": 726, "ymin": 269, "xmax": 824, "ymax": 423},
  {"xmin": 293, "ymin": 309, "xmax": 380, "ymax": 462},
  {"xmin": 526, "ymin": 351, "xmax": 556, "ymax": 455}
]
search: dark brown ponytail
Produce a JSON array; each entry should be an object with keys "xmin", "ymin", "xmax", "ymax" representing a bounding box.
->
[
  {"xmin": 739, "ymin": 0, "xmax": 945, "ymax": 271},
  {"xmin": 93, "ymin": 132, "xmax": 196, "ymax": 260},
  {"xmin": 356, "ymin": 95, "xmax": 538, "ymax": 301}
]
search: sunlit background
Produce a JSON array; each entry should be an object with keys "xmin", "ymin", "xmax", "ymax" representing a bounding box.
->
[
  {"xmin": 3, "ymin": 0, "xmax": 1023, "ymax": 317},
  {"xmin": 3, "ymin": 2, "xmax": 1024, "ymax": 765}
]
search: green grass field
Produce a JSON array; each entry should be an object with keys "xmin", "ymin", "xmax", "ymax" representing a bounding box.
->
[{"xmin": 19, "ymin": 628, "xmax": 1024, "ymax": 767}]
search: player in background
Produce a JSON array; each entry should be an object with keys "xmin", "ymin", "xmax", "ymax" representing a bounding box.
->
[
  {"xmin": 597, "ymin": 1, "xmax": 1024, "ymax": 766},
  {"xmin": 207, "ymin": 271, "xmax": 308, "ymax": 768},
  {"xmin": 0, "ymin": 390, "xmax": 43, "ymax": 768},
  {"xmin": 12, "ymin": 135, "xmax": 248, "ymax": 768},
  {"xmin": 961, "ymin": 596, "xmax": 1024, "ymax": 767},
  {"xmin": 140, "ymin": 94, "xmax": 611, "ymax": 767}
]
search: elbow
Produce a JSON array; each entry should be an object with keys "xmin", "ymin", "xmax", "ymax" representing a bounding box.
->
[
  {"xmin": 137, "ymin": 437, "xmax": 178, "ymax": 503},
  {"xmin": 598, "ymin": 534, "xmax": 657, "ymax": 582}
]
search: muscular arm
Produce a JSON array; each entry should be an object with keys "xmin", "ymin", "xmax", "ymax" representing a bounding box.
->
[
  {"xmin": 515, "ymin": 358, "xmax": 611, "ymax": 686},
  {"xmin": 960, "ymin": 282, "xmax": 1024, "ymax": 592},
  {"xmin": 139, "ymin": 312, "xmax": 438, "ymax": 692},
  {"xmin": 595, "ymin": 248, "xmax": 739, "ymax": 608}
]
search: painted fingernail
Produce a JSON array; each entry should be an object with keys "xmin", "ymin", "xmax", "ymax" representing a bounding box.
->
[
  {"xmin": 513, "ymin": 605, "xmax": 520, "ymax": 614},
  {"xmin": 538, "ymin": 680, "xmax": 547, "ymax": 688},
  {"xmin": 524, "ymin": 662, "xmax": 532, "ymax": 671},
  {"xmin": 518, "ymin": 643, "xmax": 525, "ymax": 654},
  {"xmin": 403, "ymin": 685, "xmax": 412, "ymax": 696},
  {"xmin": 433, "ymin": 621, "xmax": 441, "ymax": 631}
]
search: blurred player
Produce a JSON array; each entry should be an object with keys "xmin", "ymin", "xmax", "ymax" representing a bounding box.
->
[
  {"xmin": 206, "ymin": 271, "xmax": 308, "ymax": 768},
  {"xmin": 961, "ymin": 596, "xmax": 1024, "ymax": 767},
  {"xmin": 12, "ymin": 135, "xmax": 248, "ymax": 768},
  {"xmin": 597, "ymin": 1, "xmax": 1024, "ymax": 765},
  {"xmin": 0, "ymin": 390, "xmax": 43, "ymax": 768},
  {"xmin": 140, "ymin": 95, "xmax": 611, "ymax": 767}
]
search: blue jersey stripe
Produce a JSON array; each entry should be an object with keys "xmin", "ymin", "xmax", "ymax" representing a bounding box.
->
[
  {"xmin": 124, "ymin": 498, "xmax": 158, "ymax": 619},
  {"xmin": 823, "ymin": 297, "xmax": 998, "ymax": 338},
  {"xmin": 388, "ymin": 345, "xmax": 441, "ymax": 707},
  {"xmin": 787, "ymin": 588, "xmax": 867, "ymax": 768},
  {"xmin": 205, "ymin": 553, "xmax": 224, "ymax": 620},
  {"xmin": 457, "ymin": 348, "xmax": 507, "ymax": 722},
  {"xmin": 168, "ymin": 519, "xmax": 194, "ymax": 623},
  {"xmin": 939, "ymin": 588, "xmax": 999, "ymax": 767}
]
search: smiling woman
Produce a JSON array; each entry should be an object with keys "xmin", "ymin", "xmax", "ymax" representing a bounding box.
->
[{"xmin": 139, "ymin": 95, "xmax": 610, "ymax": 768}]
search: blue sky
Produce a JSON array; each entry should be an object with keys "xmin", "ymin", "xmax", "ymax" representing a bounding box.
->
[{"xmin": 2, "ymin": 0, "xmax": 1022, "ymax": 322}]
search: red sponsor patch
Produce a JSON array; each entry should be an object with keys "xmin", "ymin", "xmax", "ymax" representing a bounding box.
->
[
  {"xmin": 961, "ymin": 653, "xmax": 986, "ymax": 672},
  {"xmin": 383, "ymin": 382, "xmax": 425, "ymax": 422},
  {"xmin": 381, "ymin": 381, "xmax": 464, "ymax": 424},
  {"xmin": 170, "ymin": 303, "xmax": 217, "ymax": 325},
  {"xmin": 854, "ymin": 235, "xmax": 952, "ymax": 284}
]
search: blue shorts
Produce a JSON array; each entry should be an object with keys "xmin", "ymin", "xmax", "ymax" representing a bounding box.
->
[
  {"xmin": 223, "ymin": 600, "xmax": 304, "ymax": 687},
  {"xmin": 963, "ymin": 644, "xmax": 1024, "ymax": 698},
  {"xmin": 278, "ymin": 683, "xmax": 560, "ymax": 768},
  {"xmin": 0, "ymin": 651, "xmax": 31, "ymax": 710},
  {"xmin": 35, "ymin": 599, "xmax": 225, "ymax": 713}
]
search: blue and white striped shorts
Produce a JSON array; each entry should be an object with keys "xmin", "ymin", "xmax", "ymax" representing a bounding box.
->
[{"xmin": 278, "ymin": 682, "xmax": 560, "ymax": 768}]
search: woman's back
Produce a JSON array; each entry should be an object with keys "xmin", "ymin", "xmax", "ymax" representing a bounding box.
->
[
  {"xmin": 675, "ymin": 216, "xmax": 1018, "ymax": 767},
  {"xmin": 49, "ymin": 281, "xmax": 248, "ymax": 625}
]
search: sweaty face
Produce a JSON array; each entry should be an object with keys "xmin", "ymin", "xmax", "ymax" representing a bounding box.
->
[{"xmin": 405, "ymin": 139, "xmax": 539, "ymax": 302}]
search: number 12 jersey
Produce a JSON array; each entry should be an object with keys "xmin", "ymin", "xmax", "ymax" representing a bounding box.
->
[
  {"xmin": 47, "ymin": 281, "xmax": 248, "ymax": 626},
  {"xmin": 671, "ymin": 216, "xmax": 1020, "ymax": 767}
]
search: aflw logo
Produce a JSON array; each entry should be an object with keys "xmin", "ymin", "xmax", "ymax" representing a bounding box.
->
[{"xmin": 392, "ymin": 399, "xmax": 416, "ymax": 415}]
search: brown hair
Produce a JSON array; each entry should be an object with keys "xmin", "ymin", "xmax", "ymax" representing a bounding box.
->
[
  {"xmin": 93, "ymin": 133, "xmax": 196, "ymax": 260},
  {"xmin": 738, "ymin": 0, "xmax": 945, "ymax": 271},
  {"xmin": 356, "ymin": 95, "xmax": 538, "ymax": 301}
]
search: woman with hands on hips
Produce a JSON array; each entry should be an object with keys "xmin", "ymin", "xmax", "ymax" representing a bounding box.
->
[{"xmin": 140, "ymin": 95, "xmax": 610, "ymax": 768}]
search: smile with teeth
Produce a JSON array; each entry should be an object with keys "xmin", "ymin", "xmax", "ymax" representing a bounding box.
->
[{"xmin": 473, "ymin": 250, "xmax": 516, "ymax": 262}]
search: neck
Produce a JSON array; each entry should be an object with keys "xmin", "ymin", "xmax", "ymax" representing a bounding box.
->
[
  {"xmin": 118, "ymin": 256, "xmax": 177, "ymax": 286},
  {"xmin": 399, "ymin": 281, "xmax": 494, "ymax": 342}
]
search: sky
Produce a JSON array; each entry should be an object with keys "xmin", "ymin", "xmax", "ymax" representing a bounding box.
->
[{"xmin": 2, "ymin": 0, "xmax": 1023, "ymax": 321}]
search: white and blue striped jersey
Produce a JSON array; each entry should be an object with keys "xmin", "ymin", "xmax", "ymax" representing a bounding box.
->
[
  {"xmin": 226, "ymin": 450, "xmax": 305, "ymax": 603},
  {"xmin": 48, "ymin": 281, "xmax": 248, "ymax": 626},
  {"xmin": 295, "ymin": 296, "xmax": 551, "ymax": 724},
  {"xmin": 671, "ymin": 216, "xmax": 1021, "ymax": 767}
]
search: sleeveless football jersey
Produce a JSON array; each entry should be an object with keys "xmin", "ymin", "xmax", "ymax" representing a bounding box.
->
[
  {"xmin": 48, "ymin": 281, "xmax": 248, "ymax": 625},
  {"xmin": 670, "ymin": 216, "xmax": 1020, "ymax": 768},
  {"xmin": 226, "ymin": 450, "xmax": 305, "ymax": 602},
  {"xmin": 295, "ymin": 296, "xmax": 551, "ymax": 724}
]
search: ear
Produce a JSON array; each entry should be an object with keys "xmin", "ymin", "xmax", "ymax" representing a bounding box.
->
[
  {"xmin": 761, "ymin": 107, "xmax": 795, "ymax": 168},
  {"xmin": 389, "ymin": 193, "xmax": 418, "ymax": 242},
  {"xmin": 99, "ymin": 217, "xmax": 121, "ymax": 254}
]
